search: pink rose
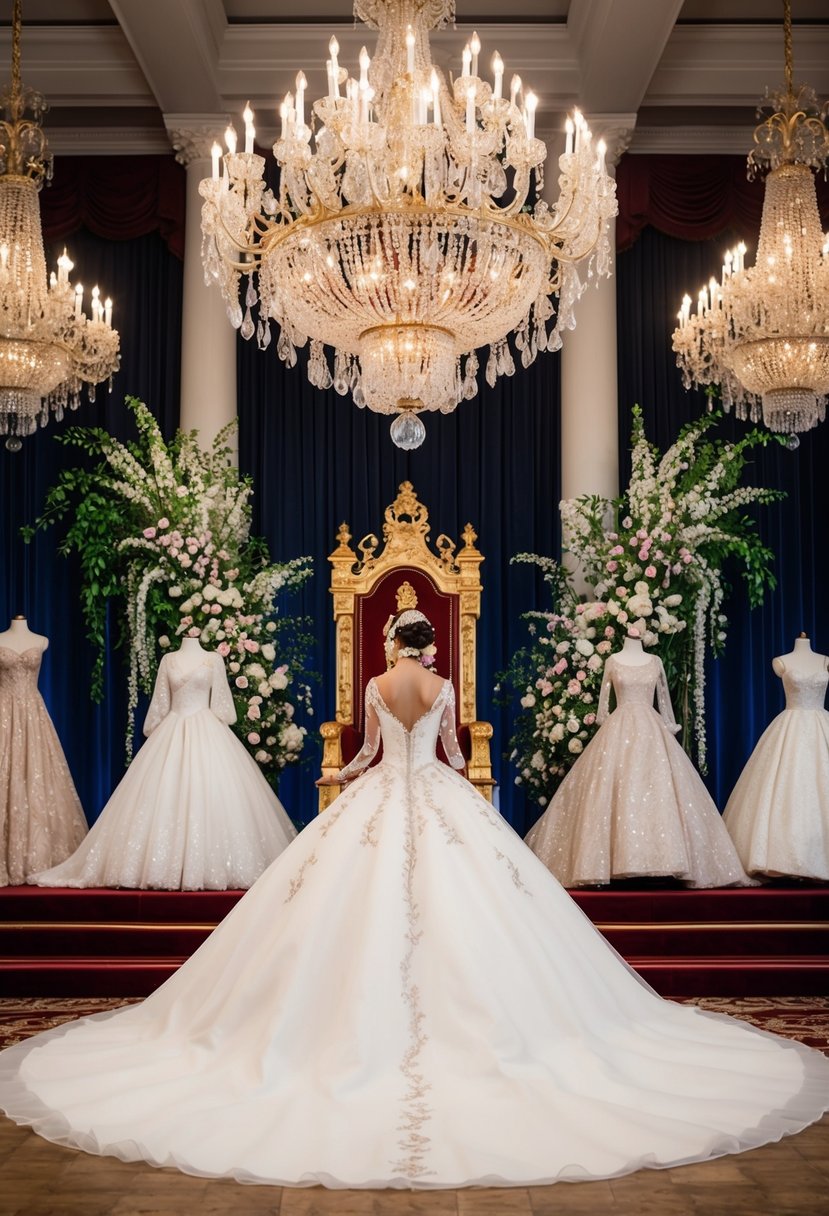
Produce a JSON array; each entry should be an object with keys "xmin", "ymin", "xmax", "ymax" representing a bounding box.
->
[
  {"xmin": 217, "ymin": 642, "xmax": 231, "ymax": 657},
  {"xmin": 143, "ymin": 527, "xmax": 156, "ymax": 539},
  {"xmin": 211, "ymin": 603, "xmax": 222, "ymax": 615},
  {"xmin": 247, "ymin": 731, "xmax": 260, "ymax": 744},
  {"xmin": 576, "ymin": 670, "xmax": 586, "ymax": 681},
  {"xmin": 683, "ymin": 553, "xmax": 693, "ymax": 564},
  {"xmin": 638, "ymin": 548, "xmax": 649, "ymax": 561},
  {"xmin": 553, "ymin": 658, "xmax": 568, "ymax": 676},
  {"xmin": 247, "ymin": 704, "xmax": 261, "ymax": 720},
  {"xmin": 609, "ymin": 545, "xmax": 624, "ymax": 557},
  {"xmin": 235, "ymin": 675, "xmax": 249, "ymax": 689},
  {"xmin": 645, "ymin": 565, "xmax": 657, "ymax": 578},
  {"xmin": 244, "ymin": 640, "xmax": 259, "ymax": 653},
  {"xmin": 597, "ymin": 640, "xmax": 611, "ymax": 654},
  {"xmin": 604, "ymin": 626, "xmax": 615, "ymax": 638},
  {"xmin": 169, "ymin": 547, "xmax": 179, "ymax": 558},
  {"xmin": 628, "ymin": 537, "xmax": 638, "ymax": 547},
  {"xmin": 606, "ymin": 560, "xmax": 618, "ymax": 573},
  {"xmin": 157, "ymin": 518, "xmax": 170, "ymax": 529},
  {"xmin": 159, "ymin": 535, "xmax": 171, "ymax": 546},
  {"xmin": 584, "ymin": 713, "xmax": 596, "ymax": 726},
  {"xmin": 567, "ymin": 679, "xmax": 580, "ymax": 695}
]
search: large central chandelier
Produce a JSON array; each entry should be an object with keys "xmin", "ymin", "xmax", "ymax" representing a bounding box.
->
[
  {"xmin": 672, "ymin": 0, "xmax": 829, "ymax": 439},
  {"xmin": 0, "ymin": 0, "xmax": 120, "ymax": 452},
  {"xmin": 200, "ymin": 0, "xmax": 616, "ymax": 448}
]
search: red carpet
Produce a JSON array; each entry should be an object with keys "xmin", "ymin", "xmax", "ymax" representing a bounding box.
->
[
  {"xmin": 1, "ymin": 883, "xmax": 827, "ymax": 998},
  {"xmin": 1, "ymin": 995, "xmax": 826, "ymax": 1052}
]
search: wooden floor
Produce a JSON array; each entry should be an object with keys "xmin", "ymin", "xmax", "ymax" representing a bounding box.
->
[{"xmin": 1, "ymin": 1115, "xmax": 828, "ymax": 1216}]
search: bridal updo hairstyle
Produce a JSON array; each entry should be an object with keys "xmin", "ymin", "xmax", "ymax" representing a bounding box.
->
[{"xmin": 393, "ymin": 615, "xmax": 435, "ymax": 652}]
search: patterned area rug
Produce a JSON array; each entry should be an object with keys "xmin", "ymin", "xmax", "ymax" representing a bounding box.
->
[{"xmin": 0, "ymin": 995, "xmax": 827, "ymax": 1051}]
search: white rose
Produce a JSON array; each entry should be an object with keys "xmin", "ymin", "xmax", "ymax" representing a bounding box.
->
[
  {"xmin": 271, "ymin": 671, "xmax": 289, "ymax": 692},
  {"xmin": 567, "ymin": 718, "xmax": 579, "ymax": 734},
  {"xmin": 246, "ymin": 662, "xmax": 266, "ymax": 680},
  {"xmin": 664, "ymin": 594, "xmax": 683, "ymax": 608},
  {"xmin": 556, "ymin": 641, "xmax": 571, "ymax": 654},
  {"xmin": 258, "ymin": 681, "xmax": 271, "ymax": 696},
  {"xmin": 202, "ymin": 585, "xmax": 218, "ymax": 602},
  {"xmin": 158, "ymin": 635, "xmax": 170, "ymax": 649},
  {"xmin": 575, "ymin": 638, "xmax": 594, "ymax": 657},
  {"xmin": 568, "ymin": 738, "xmax": 583, "ymax": 755},
  {"xmin": 643, "ymin": 631, "xmax": 658, "ymax": 647},
  {"xmin": 634, "ymin": 581, "xmax": 650, "ymax": 595},
  {"xmin": 606, "ymin": 600, "xmax": 619, "ymax": 616},
  {"xmin": 551, "ymin": 723, "xmax": 565, "ymax": 742},
  {"xmin": 261, "ymin": 643, "xmax": 276, "ymax": 662},
  {"xmin": 520, "ymin": 693, "xmax": 536, "ymax": 709},
  {"xmin": 266, "ymin": 621, "xmax": 276, "ymax": 633},
  {"xmin": 530, "ymin": 751, "xmax": 545, "ymax": 771},
  {"xmin": 229, "ymin": 661, "xmax": 240, "ymax": 674},
  {"xmin": 168, "ymin": 586, "xmax": 182, "ymax": 598},
  {"xmin": 586, "ymin": 654, "xmax": 602, "ymax": 671},
  {"xmin": 255, "ymin": 749, "xmax": 269, "ymax": 763}
]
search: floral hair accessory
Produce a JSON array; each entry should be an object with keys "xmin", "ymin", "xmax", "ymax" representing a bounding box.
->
[{"xmin": 384, "ymin": 609, "xmax": 437, "ymax": 669}]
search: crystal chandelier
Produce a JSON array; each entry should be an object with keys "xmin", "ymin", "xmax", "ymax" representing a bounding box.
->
[
  {"xmin": 672, "ymin": 0, "xmax": 829, "ymax": 439},
  {"xmin": 200, "ymin": 0, "xmax": 616, "ymax": 448},
  {"xmin": 0, "ymin": 0, "xmax": 120, "ymax": 452}
]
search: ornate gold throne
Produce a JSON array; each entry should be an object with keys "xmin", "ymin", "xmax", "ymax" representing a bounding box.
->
[{"xmin": 318, "ymin": 482, "xmax": 495, "ymax": 811}]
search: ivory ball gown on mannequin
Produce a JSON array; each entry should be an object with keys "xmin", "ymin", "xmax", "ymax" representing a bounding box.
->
[
  {"xmin": 724, "ymin": 635, "xmax": 829, "ymax": 880},
  {"xmin": 28, "ymin": 640, "xmax": 296, "ymax": 891},
  {"xmin": 0, "ymin": 613, "xmax": 827, "ymax": 1189}
]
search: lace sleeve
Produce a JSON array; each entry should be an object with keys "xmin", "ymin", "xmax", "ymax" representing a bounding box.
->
[
  {"xmin": 210, "ymin": 654, "xmax": 237, "ymax": 725},
  {"xmin": 143, "ymin": 656, "xmax": 171, "ymax": 737},
  {"xmin": 439, "ymin": 683, "xmax": 466, "ymax": 770},
  {"xmin": 596, "ymin": 657, "xmax": 615, "ymax": 725},
  {"xmin": 336, "ymin": 681, "xmax": 381, "ymax": 781},
  {"xmin": 655, "ymin": 657, "xmax": 681, "ymax": 734}
]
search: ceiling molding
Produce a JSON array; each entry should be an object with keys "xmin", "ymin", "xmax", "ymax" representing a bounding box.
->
[{"xmin": 630, "ymin": 125, "xmax": 755, "ymax": 155}]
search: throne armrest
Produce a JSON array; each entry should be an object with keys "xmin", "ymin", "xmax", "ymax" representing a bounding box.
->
[{"xmin": 319, "ymin": 720, "xmax": 346, "ymax": 812}]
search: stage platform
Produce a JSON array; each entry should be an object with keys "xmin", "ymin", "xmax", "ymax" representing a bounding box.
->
[{"xmin": 1, "ymin": 883, "xmax": 827, "ymax": 998}]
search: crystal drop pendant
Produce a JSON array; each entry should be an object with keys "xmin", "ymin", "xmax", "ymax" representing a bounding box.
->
[
  {"xmin": 786, "ymin": 433, "xmax": 801, "ymax": 450},
  {"xmin": 390, "ymin": 411, "xmax": 426, "ymax": 450}
]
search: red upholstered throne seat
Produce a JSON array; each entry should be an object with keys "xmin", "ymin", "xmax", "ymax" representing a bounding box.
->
[{"xmin": 318, "ymin": 483, "xmax": 494, "ymax": 811}]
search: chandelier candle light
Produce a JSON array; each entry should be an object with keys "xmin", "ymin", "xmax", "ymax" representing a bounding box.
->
[
  {"xmin": 200, "ymin": 0, "xmax": 616, "ymax": 448},
  {"xmin": 672, "ymin": 0, "xmax": 829, "ymax": 439},
  {"xmin": 0, "ymin": 0, "xmax": 120, "ymax": 452}
]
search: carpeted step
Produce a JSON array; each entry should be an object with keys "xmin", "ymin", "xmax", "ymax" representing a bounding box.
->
[
  {"xmin": 0, "ymin": 957, "xmax": 186, "ymax": 997},
  {"xmin": 631, "ymin": 955, "xmax": 829, "ymax": 997}
]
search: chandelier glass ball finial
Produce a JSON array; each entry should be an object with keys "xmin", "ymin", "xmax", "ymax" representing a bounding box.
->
[
  {"xmin": 389, "ymin": 403, "xmax": 426, "ymax": 449},
  {"xmin": 200, "ymin": 0, "xmax": 617, "ymax": 448}
]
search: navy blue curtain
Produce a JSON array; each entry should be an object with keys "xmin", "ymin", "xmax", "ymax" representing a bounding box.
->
[
  {"xmin": 0, "ymin": 228, "xmax": 183, "ymax": 824},
  {"xmin": 616, "ymin": 223, "xmax": 829, "ymax": 807},
  {"xmin": 237, "ymin": 341, "xmax": 561, "ymax": 831}
]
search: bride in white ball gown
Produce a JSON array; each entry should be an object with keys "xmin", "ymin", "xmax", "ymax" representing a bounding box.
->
[{"xmin": 1, "ymin": 610, "xmax": 827, "ymax": 1188}]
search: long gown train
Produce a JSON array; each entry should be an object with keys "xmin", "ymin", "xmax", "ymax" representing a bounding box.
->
[{"xmin": 0, "ymin": 678, "xmax": 826, "ymax": 1188}]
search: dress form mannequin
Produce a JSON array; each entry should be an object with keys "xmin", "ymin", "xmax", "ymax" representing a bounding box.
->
[
  {"xmin": 0, "ymin": 616, "xmax": 48, "ymax": 655},
  {"xmin": 772, "ymin": 633, "xmax": 827, "ymax": 677},
  {"xmin": 175, "ymin": 633, "xmax": 209, "ymax": 676},
  {"xmin": 615, "ymin": 633, "xmax": 651, "ymax": 666}
]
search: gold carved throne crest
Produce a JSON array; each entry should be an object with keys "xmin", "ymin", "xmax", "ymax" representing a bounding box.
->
[{"xmin": 318, "ymin": 481, "xmax": 495, "ymax": 811}]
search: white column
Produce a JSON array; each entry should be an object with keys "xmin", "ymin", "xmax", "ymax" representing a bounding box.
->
[
  {"xmin": 552, "ymin": 120, "xmax": 634, "ymax": 502},
  {"xmin": 165, "ymin": 116, "xmax": 237, "ymax": 455}
]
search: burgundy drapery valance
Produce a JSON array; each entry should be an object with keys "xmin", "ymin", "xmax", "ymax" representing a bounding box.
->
[
  {"xmin": 616, "ymin": 154, "xmax": 829, "ymax": 252},
  {"xmin": 39, "ymin": 155, "xmax": 186, "ymax": 261}
]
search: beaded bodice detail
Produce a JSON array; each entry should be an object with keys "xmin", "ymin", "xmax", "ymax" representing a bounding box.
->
[
  {"xmin": 780, "ymin": 663, "xmax": 829, "ymax": 711},
  {"xmin": 338, "ymin": 676, "xmax": 465, "ymax": 780},
  {"xmin": 0, "ymin": 646, "xmax": 45, "ymax": 696},
  {"xmin": 143, "ymin": 651, "xmax": 236, "ymax": 736},
  {"xmin": 597, "ymin": 655, "xmax": 678, "ymax": 729}
]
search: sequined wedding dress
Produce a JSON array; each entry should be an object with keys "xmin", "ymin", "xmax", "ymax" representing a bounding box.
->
[
  {"xmin": 1, "ymin": 675, "xmax": 827, "ymax": 1187},
  {"xmin": 525, "ymin": 654, "xmax": 750, "ymax": 888},
  {"xmin": 29, "ymin": 650, "xmax": 296, "ymax": 891},
  {"xmin": 0, "ymin": 645, "xmax": 87, "ymax": 886},
  {"xmin": 724, "ymin": 659, "xmax": 829, "ymax": 880}
]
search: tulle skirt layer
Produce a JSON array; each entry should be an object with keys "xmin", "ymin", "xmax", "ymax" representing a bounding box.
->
[
  {"xmin": 2, "ymin": 760, "xmax": 827, "ymax": 1187},
  {"xmin": 28, "ymin": 708, "xmax": 296, "ymax": 890}
]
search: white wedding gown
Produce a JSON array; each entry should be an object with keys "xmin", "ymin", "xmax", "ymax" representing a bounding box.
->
[
  {"xmin": 28, "ymin": 650, "xmax": 296, "ymax": 890},
  {"xmin": 724, "ymin": 659, "xmax": 829, "ymax": 880},
  {"xmin": 525, "ymin": 654, "xmax": 751, "ymax": 888},
  {"xmin": 1, "ymin": 677, "xmax": 827, "ymax": 1188}
]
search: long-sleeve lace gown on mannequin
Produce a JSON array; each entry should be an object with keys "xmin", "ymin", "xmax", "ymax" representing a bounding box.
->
[
  {"xmin": 525, "ymin": 654, "xmax": 750, "ymax": 888},
  {"xmin": 1, "ymin": 676, "xmax": 827, "ymax": 1187},
  {"xmin": 28, "ymin": 650, "xmax": 296, "ymax": 890},
  {"xmin": 724, "ymin": 660, "xmax": 829, "ymax": 880},
  {"xmin": 0, "ymin": 646, "xmax": 87, "ymax": 886}
]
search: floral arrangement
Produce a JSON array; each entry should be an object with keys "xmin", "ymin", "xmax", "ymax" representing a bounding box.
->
[
  {"xmin": 500, "ymin": 407, "xmax": 782, "ymax": 806},
  {"xmin": 24, "ymin": 397, "xmax": 314, "ymax": 780}
]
